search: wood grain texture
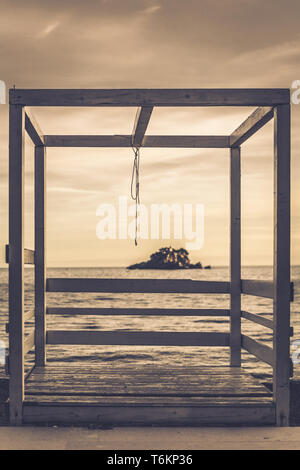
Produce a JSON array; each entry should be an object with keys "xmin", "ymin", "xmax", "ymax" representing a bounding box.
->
[
  {"xmin": 23, "ymin": 365, "xmax": 274, "ymax": 425},
  {"xmin": 230, "ymin": 107, "xmax": 274, "ymax": 147},
  {"xmin": 8, "ymin": 104, "xmax": 25, "ymax": 425},
  {"xmin": 230, "ymin": 146, "xmax": 241, "ymax": 366},
  {"xmin": 273, "ymin": 104, "xmax": 291, "ymax": 426},
  {"xmin": 44, "ymin": 135, "xmax": 230, "ymax": 148},
  {"xmin": 46, "ymin": 330, "xmax": 230, "ymax": 347},
  {"xmin": 10, "ymin": 88, "xmax": 290, "ymax": 107},
  {"xmin": 46, "ymin": 278, "xmax": 230, "ymax": 294},
  {"xmin": 24, "ymin": 395, "xmax": 274, "ymax": 404},
  {"xmin": 22, "ymin": 403, "xmax": 275, "ymax": 426}
]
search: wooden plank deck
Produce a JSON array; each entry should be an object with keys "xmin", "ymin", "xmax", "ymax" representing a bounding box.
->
[{"xmin": 23, "ymin": 365, "xmax": 275, "ymax": 426}]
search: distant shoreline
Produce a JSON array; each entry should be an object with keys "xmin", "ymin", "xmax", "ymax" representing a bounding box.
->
[{"xmin": 127, "ymin": 247, "xmax": 211, "ymax": 270}]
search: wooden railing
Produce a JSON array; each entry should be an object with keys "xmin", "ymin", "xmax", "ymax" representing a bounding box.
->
[
  {"xmin": 47, "ymin": 307, "xmax": 230, "ymax": 316},
  {"xmin": 46, "ymin": 330, "xmax": 230, "ymax": 347},
  {"xmin": 241, "ymin": 279, "xmax": 274, "ymax": 298},
  {"xmin": 6, "ymin": 231, "xmax": 293, "ymax": 424},
  {"xmin": 45, "ymin": 278, "xmax": 230, "ymax": 348},
  {"xmin": 7, "ymin": 90, "xmax": 292, "ymax": 428},
  {"xmin": 240, "ymin": 280, "xmax": 294, "ymax": 377},
  {"xmin": 241, "ymin": 279, "xmax": 294, "ymax": 300},
  {"xmin": 5, "ymin": 245, "xmax": 35, "ymax": 266},
  {"xmin": 46, "ymin": 278, "xmax": 230, "ymax": 294},
  {"xmin": 5, "ymin": 245, "xmax": 36, "ymax": 362},
  {"xmin": 241, "ymin": 335, "xmax": 274, "ymax": 367},
  {"xmin": 45, "ymin": 278, "xmax": 294, "ymax": 362},
  {"xmin": 241, "ymin": 311, "xmax": 273, "ymax": 330}
]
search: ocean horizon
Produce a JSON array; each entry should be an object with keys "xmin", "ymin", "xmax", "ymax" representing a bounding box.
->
[{"xmin": 1, "ymin": 265, "xmax": 299, "ymax": 379}]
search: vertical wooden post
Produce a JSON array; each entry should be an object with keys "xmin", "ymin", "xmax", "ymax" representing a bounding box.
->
[
  {"xmin": 273, "ymin": 104, "xmax": 291, "ymax": 426},
  {"xmin": 230, "ymin": 146, "xmax": 241, "ymax": 366},
  {"xmin": 35, "ymin": 145, "xmax": 47, "ymax": 366},
  {"xmin": 9, "ymin": 104, "xmax": 25, "ymax": 425}
]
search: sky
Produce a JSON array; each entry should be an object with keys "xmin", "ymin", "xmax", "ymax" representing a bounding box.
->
[{"xmin": 0, "ymin": 0, "xmax": 299, "ymax": 267}]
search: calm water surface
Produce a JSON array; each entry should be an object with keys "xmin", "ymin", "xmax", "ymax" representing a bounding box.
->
[{"xmin": 0, "ymin": 266, "xmax": 299, "ymax": 378}]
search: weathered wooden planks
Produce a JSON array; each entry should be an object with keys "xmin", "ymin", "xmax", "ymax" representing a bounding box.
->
[
  {"xmin": 43, "ymin": 135, "xmax": 230, "ymax": 148},
  {"xmin": 24, "ymin": 395, "xmax": 274, "ymax": 405},
  {"xmin": 22, "ymin": 403, "xmax": 275, "ymax": 426},
  {"xmin": 10, "ymin": 88, "xmax": 290, "ymax": 107},
  {"xmin": 22, "ymin": 365, "xmax": 274, "ymax": 425},
  {"xmin": 46, "ymin": 278, "xmax": 230, "ymax": 294},
  {"xmin": 230, "ymin": 107, "xmax": 274, "ymax": 147},
  {"xmin": 25, "ymin": 374, "xmax": 271, "ymax": 397},
  {"xmin": 25, "ymin": 366, "xmax": 272, "ymax": 396},
  {"xmin": 46, "ymin": 331, "xmax": 230, "ymax": 347},
  {"xmin": 46, "ymin": 307, "xmax": 230, "ymax": 316}
]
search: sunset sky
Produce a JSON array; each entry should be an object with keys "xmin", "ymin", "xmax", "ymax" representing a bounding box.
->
[{"xmin": 0, "ymin": 0, "xmax": 299, "ymax": 267}]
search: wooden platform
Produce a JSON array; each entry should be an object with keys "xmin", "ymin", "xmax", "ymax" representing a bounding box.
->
[{"xmin": 22, "ymin": 365, "xmax": 275, "ymax": 426}]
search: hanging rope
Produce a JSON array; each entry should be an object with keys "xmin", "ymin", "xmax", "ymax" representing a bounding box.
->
[{"xmin": 130, "ymin": 144, "xmax": 141, "ymax": 246}]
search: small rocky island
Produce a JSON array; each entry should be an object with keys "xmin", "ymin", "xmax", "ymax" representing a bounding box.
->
[{"xmin": 128, "ymin": 246, "xmax": 211, "ymax": 270}]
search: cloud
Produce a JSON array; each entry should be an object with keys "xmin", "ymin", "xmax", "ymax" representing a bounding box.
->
[
  {"xmin": 37, "ymin": 21, "xmax": 60, "ymax": 39},
  {"xmin": 144, "ymin": 5, "xmax": 161, "ymax": 15},
  {"xmin": 0, "ymin": 0, "xmax": 300, "ymax": 266}
]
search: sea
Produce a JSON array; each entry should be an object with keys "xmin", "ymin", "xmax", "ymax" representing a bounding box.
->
[{"xmin": 0, "ymin": 266, "xmax": 299, "ymax": 379}]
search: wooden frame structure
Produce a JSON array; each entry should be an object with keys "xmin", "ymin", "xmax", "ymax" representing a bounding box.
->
[{"xmin": 7, "ymin": 88, "xmax": 292, "ymax": 426}]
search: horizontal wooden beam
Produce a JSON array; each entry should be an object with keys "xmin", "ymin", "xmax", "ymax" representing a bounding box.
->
[
  {"xmin": 241, "ymin": 335, "xmax": 273, "ymax": 366},
  {"xmin": 22, "ymin": 403, "xmax": 276, "ymax": 426},
  {"xmin": 25, "ymin": 109, "xmax": 44, "ymax": 146},
  {"xmin": 10, "ymin": 89, "xmax": 290, "ymax": 107},
  {"xmin": 46, "ymin": 307, "xmax": 230, "ymax": 316},
  {"xmin": 24, "ymin": 332, "xmax": 35, "ymax": 356},
  {"xmin": 43, "ymin": 135, "xmax": 230, "ymax": 148},
  {"xmin": 230, "ymin": 107, "xmax": 274, "ymax": 147},
  {"xmin": 5, "ymin": 245, "xmax": 35, "ymax": 265},
  {"xmin": 241, "ymin": 311, "xmax": 273, "ymax": 330},
  {"xmin": 242, "ymin": 280, "xmax": 294, "ymax": 301},
  {"xmin": 46, "ymin": 330, "xmax": 230, "ymax": 347},
  {"xmin": 241, "ymin": 279, "xmax": 274, "ymax": 299},
  {"xmin": 132, "ymin": 106, "xmax": 153, "ymax": 147},
  {"xmin": 46, "ymin": 278, "xmax": 230, "ymax": 294}
]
